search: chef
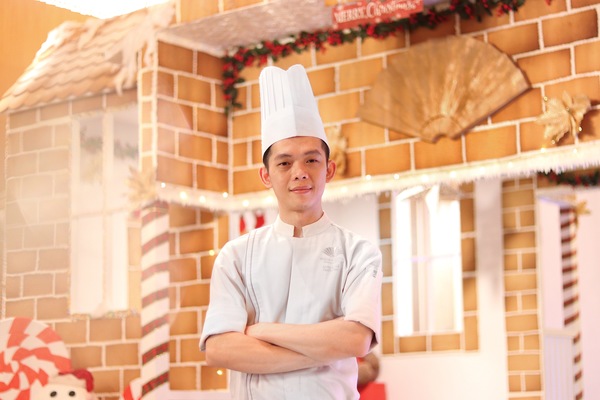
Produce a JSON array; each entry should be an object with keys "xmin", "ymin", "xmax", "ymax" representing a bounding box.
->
[{"xmin": 200, "ymin": 64, "xmax": 382, "ymax": 400}]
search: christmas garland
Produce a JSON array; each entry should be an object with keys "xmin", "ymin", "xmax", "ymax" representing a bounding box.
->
[
  {"xmin": 541, "ymin": 169, "xmax": 600, "ymax": 187},
  {"xmin": 221, "ymin": 0, "xmax": 546, "ymax": 114}
]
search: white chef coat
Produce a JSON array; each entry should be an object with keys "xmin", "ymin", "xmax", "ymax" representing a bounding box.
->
[{"xmin": 200, "ymin": 213, "xmax": 382, "ymax": 400}]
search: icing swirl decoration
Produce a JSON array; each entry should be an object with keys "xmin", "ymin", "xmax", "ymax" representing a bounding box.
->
[{"xmin": 0, "ymin": 318, "xmax": 71, "ymax": 400}]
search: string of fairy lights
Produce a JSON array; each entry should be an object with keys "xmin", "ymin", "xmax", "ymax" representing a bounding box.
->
[{"xmin": 155, "ymin": 141, "xmax": 600, "ymax": 212}]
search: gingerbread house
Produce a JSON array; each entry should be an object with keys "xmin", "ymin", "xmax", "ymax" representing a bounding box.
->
[{"xmin": 1, "ymin": 1, "xmax": 600, "ymax": 399}]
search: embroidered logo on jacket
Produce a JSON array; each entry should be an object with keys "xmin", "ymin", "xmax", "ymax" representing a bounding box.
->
[{"xmin": 321, "ymin": 246, "xmax": 344, "ymax": 271}]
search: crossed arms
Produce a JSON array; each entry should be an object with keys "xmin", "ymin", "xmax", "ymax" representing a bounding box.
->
[{"xmin": 204, "ymin": 318, "xmax": 373, "ymax": 374}]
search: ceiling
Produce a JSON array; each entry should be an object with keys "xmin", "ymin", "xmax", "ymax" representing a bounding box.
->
[{"xmin": 159, "ymin": 0, "xmax": 448, "ymax": 57}]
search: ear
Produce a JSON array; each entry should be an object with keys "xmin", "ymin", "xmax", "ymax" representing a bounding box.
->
[
  {"xmin": 325, "ymin": 159, "xmax": 337, "ymax": 182},
  {"xmin": 259, "ymin": 167, "xmax": 272, "ymax": 188}
]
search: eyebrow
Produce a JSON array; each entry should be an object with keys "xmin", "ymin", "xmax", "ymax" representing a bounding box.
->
[{"xmin": 272, "ymin": 149, "xmax": 322, "ymax": 161}]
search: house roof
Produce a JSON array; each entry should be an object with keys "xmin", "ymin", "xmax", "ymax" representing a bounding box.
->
[
  {"xmin": 160, "ymin": 0, "xmax": 331, "ymax": 57},
  {"xmin": 0, "ymin": 0, "xmax": 333, "ymax": 113},
  {"xmin": 0, "ymin": 5, "xmax": 171, "ymax": 113},
  {"xmin": 1, "ymin": 0, "xmax": 446, "ymax": 113},
  {"xmin": 0, "ymin": 0, "xmax": 329, "ymax": 113}
]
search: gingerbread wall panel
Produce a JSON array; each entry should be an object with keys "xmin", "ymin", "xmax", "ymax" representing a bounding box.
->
[
  {"xmin": 273, "ymin": 50, "xmax": 313, "ymax": 70},
  {"xmin": 39, "ymin": 102, "xmax": 70, "ymax": 120},
  {"xmin": 515, "ymin": 0, "xmax": 567, "ymax": 21},
  {"xmin": 178, "ymin": 76, "xmax": 211, "ymax": 105},
  {"xmin": 339, "ymin": 57, "xmax": 383, "ymax": 91},
  {"xmin": 361, "ymin": 34, "xmax": 406, "ymax": 56},
  {"xmin": 307, "ymin": 67, "xmax": 336, "ymax": 96},
  {"xmin": 517, "ymin": 49, "xmax": 572, "ymax": 84},
  {"xmin": 158, "ymin": 41, "xmax": 194, "ymax": 72},
  {"xmin": 410, "ymin": 18, "xmax": 456, "ymax": 44},
  {"xmin": 414, "ymin": 137, "xmax": 464, "ymax": 169},
  {"xmin": 460, "ymin": 12, "xmax": 510, "ymax": 33},
  {"xmin": 365, "ymin": 143, "xmax": 411, "ymax": 175},
  {"xmin": 316, "ymin": 41, "xmax": 358, "ymax": 65},
  {"xmin": 545, "ymin": 76, "xmax": 600, "ymax": 101},
  {"xmin": 492, "ymin": 88, "xmax": 543, "ymax": 123},
  {"xmin": 157, "ymin": 70, "xmax": 175, "ymax": 97},
  {"xmin": 487, "ymin": 23, "xmax": 540, "ymax": 56},
  {"xmin": 8, "ymin": 108, "xmax": 38, "ymax": 129},
  {"xmin": 342, "ymin": 121, "xmax": 386, "ymax": 148},
  {"xmin": 542, "ymin": 9, "xmax": 598, "ymax": 47},
  {"xmin": 465, "ymin": 126, "xmax": 517, "ymax": 162},
  {"xmin": 197, "ymin": 52, "xmax": 225, "ymax": 80}
]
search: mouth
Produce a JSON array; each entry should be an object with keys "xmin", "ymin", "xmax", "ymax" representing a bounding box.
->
[{"xmin": 290, "ymin": 185, "xmax": 312, "ymax": 194}]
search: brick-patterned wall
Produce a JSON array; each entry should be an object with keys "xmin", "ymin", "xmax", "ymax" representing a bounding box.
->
[
  {"xmin": 3, "ymin": 90, "xmax": 146, "ymax": 400},
  {"xmin": 167, "ymin": 203, "xmax": 229, "ymax": 391},
  {"xmin": 139, "ymin": 36, "xmax": 234, "ymax": 392},
  {"xmin": 142, "ymin": 42, "xmax": 228, "ymax": 193},
  {"xmin": 229, "ymin": 0, "xmax": 600, "ymax": 195},
  {"xmin": 3, "ymin": 0, "xmax": 600, "ymax": 399},
  {"xmin": 3, "ymin": 81, "xmax": 230, "ymax": 397},
  {"xmin": 502, "ymin": 178, "xmax": 542, "ymax": 399}
]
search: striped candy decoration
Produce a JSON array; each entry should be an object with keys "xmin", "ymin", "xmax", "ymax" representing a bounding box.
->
[
  {"xmin": 140, "ymin": 200, "xmax": 170, "ymax": 399},
  {"xmin": 0, "ymin": 317, "xmax": 71, "ymax": 400},
  {"xmin": 121, "ymin": 377, "xmax": 142, "ymax": 400},
  {"xmin": 559, "ymin": 206, "xmax": 583, "ymax": 400}
]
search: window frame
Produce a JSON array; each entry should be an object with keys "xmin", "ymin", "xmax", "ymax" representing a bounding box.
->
[
  {"xmin": 69, "ymin": 107, "xmax": 139, "ymax": 316},
  {"xmin": 392, "ymin": 186, "xmax": 465, "ymax": 337}
]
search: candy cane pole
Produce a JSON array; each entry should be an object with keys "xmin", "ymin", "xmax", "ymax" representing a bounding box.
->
[
  {"xmin": 140, "ymin": 200, "xmax": 170, "ymax": 399},
  {"xmin": 559, "ymin": 206, "xmax": 583, "ymax": 400}
]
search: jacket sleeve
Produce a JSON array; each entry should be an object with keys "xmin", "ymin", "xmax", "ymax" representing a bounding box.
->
[
  {"xmin": 341, "ymin": 237, "xmax": 383, "ymax": 349},
  {"xmin": 199, "ymin": 240, "xmax": 249, "ymax": 351}
]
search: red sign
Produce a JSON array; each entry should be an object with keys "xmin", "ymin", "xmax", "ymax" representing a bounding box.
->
[{"xmin": 332, "ymin": 0, "xmax": 424, "ymax": 30}]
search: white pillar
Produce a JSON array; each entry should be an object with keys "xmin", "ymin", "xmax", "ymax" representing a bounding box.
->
[{"xmin": 140, "ymin": 200, "xmax": 170, "ymax": 399}]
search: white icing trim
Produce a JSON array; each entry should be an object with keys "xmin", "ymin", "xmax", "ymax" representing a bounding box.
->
[{"xmin": 155, "ymin": 142, "xmax": 600, "ymax": 212}]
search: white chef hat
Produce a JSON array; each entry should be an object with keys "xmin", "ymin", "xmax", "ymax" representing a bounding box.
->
[{"xmin": 259, "ymin": 64, "xmax": 329, "ymax": 157}]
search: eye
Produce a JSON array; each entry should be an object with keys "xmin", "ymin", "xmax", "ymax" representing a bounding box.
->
[
  {"xmin": 50, "ymin": 392, "xmax": 57, "ymax": 397},
  {"xmin": 69, "ymin": 391, "xmax": 76, "ymax": 397}
]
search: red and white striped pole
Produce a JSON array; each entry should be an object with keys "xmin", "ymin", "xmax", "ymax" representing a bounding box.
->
[
  {"xmin": 140, "ymin": 200, "xmax": 170, "ymax": 399},
  {"xmin": 559, "ymin": 206, "xmax": 583, "ymax": 400}
]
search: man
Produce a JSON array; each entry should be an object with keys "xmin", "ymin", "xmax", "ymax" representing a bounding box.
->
[{"xmin": 200, "ymin": 64, "xmax": 382, "ymax": 399}]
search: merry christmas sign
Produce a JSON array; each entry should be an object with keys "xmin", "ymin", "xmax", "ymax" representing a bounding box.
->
[{"xmin": 332, "ymin": 0, "xmax": 423, "ymax": 29}]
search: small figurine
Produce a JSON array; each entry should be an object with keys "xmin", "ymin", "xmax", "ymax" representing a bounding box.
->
[{"xmin": 33, "ymin": 369, "xmax": 98, "ymax": 400}]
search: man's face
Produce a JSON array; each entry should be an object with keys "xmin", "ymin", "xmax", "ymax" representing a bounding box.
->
[{"xmin": 259, "ymin": 136, "xmax": 335, "ymax": 220}]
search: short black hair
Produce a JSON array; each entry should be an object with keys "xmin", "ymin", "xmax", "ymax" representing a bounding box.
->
[{"xmin": 262, "ymin": 139, "xmax": 330, "ymax": 169}]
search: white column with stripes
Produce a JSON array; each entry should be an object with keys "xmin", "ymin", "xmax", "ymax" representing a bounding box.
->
[
  {"xmin": 560, "ymin": 206, "xmax": 583, "ymax": 400},
  {"xmin": 140, "ymin": 200, "xmax": 170, "ymax": 399}
]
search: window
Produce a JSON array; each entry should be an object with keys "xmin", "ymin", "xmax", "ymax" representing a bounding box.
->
[
  {"xmin": 393, "ymin": 185, "xmax": 464, "ymax": 336},
  {"xmin": 70, "ymin": 107, "xmax": 139, "ymax": 315}
]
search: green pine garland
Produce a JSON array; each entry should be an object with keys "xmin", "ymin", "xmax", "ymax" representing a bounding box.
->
[
  {"xmin": 541, "ymin": 170, "xmax": 600, "ymax": 187},
  {"xmin": 221, "ymin": 0, "xmax": 542, "ymax": 114}
]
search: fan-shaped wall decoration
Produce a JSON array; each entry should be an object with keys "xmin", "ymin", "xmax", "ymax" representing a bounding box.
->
[{"xmin": 358, "ymin": 36, "xmax": 529, "ymax": 142}]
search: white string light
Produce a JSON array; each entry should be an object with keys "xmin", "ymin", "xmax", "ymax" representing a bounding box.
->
[{"xmin": 153, "ymin": 142, "xmax": 600, "ymax": 212}]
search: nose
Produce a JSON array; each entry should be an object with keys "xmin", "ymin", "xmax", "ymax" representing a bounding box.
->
[{"xmin": 292, "ymin": 162, "xmax": 308, "ymax": 180}]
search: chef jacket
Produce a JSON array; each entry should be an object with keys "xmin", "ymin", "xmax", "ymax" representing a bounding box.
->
[{"xmin": 200, "ymin": 213, "xmax": 382, "ymax": 399}]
